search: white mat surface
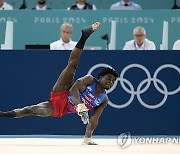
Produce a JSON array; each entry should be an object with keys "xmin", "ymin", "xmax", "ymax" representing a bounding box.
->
[{"xmin": 0, "ymin": 138, "xmax": 180, "ymax": 154}]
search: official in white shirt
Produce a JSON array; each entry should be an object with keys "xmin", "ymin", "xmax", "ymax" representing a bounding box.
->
[
  {"xmin": 123, "ymin": 26, "xmax": 156, "ymax": 50},
  {"xmin": 0, "ymin": 0, "xmax": 13, "ymax": 10},
  {"xmin": 50, "ymin": 23, "xmax": 77, "ymax": 50},
  {"xmin": 172, "ymin": 39, "xmax": 180, "ymax": 50},
  {"xmin": 110, "ymin": 0, "xmax": 142, "ymax": 10}
]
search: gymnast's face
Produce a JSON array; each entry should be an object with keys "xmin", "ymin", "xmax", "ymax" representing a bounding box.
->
[{"xmin": 99, "ymin": 74, "xmax": 116, "ymax": 90}]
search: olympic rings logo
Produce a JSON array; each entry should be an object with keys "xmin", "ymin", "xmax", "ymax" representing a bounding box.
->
[{"xmin": 87, "ymin": 63, "xmax": 180, "ymax": 109}]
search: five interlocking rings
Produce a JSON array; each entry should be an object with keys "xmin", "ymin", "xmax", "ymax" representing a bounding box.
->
[{"xmin": 88, "ymin": 63, "xmax": 180, "ymax": 109}]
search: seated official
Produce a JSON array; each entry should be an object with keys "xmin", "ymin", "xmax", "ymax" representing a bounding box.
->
[
  {"xmin": 67, "ymin": 0, "xmax": 97, "ymax": 10},
  {"xmin": 123, "ymin": 26, "xmax": 156, "ymax": 50},
  {"xmin": 110, "ymin": 0, "xmax": 142, "ymax": 10},
  {"xmin": 32, "ymin": 0, "xmax": 51, "ymax": 10},
  {"xmin": 50, "ymin": 23, "xmax": 77, "ymax": 50}
]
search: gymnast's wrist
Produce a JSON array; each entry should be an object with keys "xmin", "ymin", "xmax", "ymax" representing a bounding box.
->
[{"xmin": 76, "ymin": 103, "xmax": 88, "ymax": 115}]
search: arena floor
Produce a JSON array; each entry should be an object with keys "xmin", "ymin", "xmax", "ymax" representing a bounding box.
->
[{"xmin": 0, "ymin": 136, "xmax": 179, "ymax": 154}]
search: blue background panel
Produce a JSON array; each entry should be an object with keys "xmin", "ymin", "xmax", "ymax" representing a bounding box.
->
[{"xmin": 0, "ymin": 50, "xmax": 179, "ymax": 135}]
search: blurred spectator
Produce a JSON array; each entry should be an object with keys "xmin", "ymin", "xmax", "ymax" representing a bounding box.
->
[
  {"xmin": 110, "ymin": 0, "xmax": 141, "ymax": 10},
  {"xmin": 123, "ymin": 26, "xmax": 156, "ymax": 50},
  {"xmin": 0, "ymin": 0, "xmax": 13, "ymax": 10},
  {"xmin": 32, "ymin": 0, "xmax": 51, "ymax": 10},
  {"xmin": 172, "ymin": 39, "xmax": 180, "ymax": 50},
  {"xmin": 67, "ymin": 0, "xmax": 97, "ymax": 10},
  {"xmin": 50, "ymin": 23, "xmax": 77, "ymax": 50}
]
